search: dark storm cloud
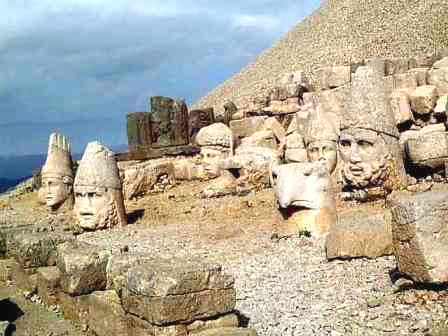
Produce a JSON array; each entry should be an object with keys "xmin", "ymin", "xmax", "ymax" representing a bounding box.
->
[{"xmin": 0, "ymin": 0, "xmax": 319, "ymax": 156}]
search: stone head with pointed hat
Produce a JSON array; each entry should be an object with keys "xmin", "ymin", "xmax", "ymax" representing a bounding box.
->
[
  {"xmin": 304, "ymin": 106, "xmax": 339, "ymax": 174},
  {"xmin": 74, "ymin": 141, "xmax": 126, "ymax": 230},
  {"xmin": 195, "ymin": 123, "xmax": 233, "ymax": 178},
  {"xmin": 38, "ymin": 133, "xmax": 74, "ymax": 210},
  {"xmin": 339, "ymin": 66, "xmax": 406, "ymax": 194}
]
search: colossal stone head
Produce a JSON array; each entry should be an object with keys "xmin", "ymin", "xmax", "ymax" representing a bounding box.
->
[
  {"xmin": 74, "ymin": 142, "xmax": 127, "ymax": 230},
  {"xmin": 339, "ymin": 128, "xmax": 389, "ymax": 188},
  {"xmin": 304, "ymin": 107, "xmax": 339, "ymax": 174},
  {"xmin": 340, "ymin": 66, "xmax": 406, "ymax": 193},
  {"xmin": 196, "ymin": 123, "xmax": 233, "ymax": 178},
  {"xmin": 38, "ymin": 133, "xmax": 74, "ymax": 210},
  {"xmin": 270, "ymin": 162, "xmax": 336, "ymax": 236}
]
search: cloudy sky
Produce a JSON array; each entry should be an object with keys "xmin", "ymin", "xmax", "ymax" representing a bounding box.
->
[{"xmin": 0, "ymin": 0, "xmax": 319, "ymax": 157}]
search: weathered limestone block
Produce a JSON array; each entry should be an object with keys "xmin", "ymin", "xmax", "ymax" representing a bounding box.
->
[
  {"xmin": 409, "ymin": 85, "xmax": 438, "ymax": 115},
  {"xmin": 38, "ymin": 133, "xmax": 74, "ymax": 211},
  {"xmin": 271, "ymin": 162, "xmax": 336, "ymax": 237},
  {"xmin": 77, "ymin": 290, "xmax": 132, "ymax": 336},
  {"xmin": 408, "ymin": 68, "xmax": 428, "ymax": 86},
  {"xmin": 150, "ymin": 96, "xmax": 189, "ymax": 147},
  {"xmin": 285, "ymin": 133, "xmax": 307, "ymax": 163},
  {"xmin": 433, "ymin": 57, "xmax": 448, "ymax": 70},
  {"xmin": 239, "ymin": 96, "xmax": 269, "ymax": 116},
  {"xmin": 390, "ymin": 90, "xmax": 413, "ymax": 125},
  {"xmin": 36, "ymin": 266, "xmax": 61, "ymax": 306},
  {"xmin": 389, "ymin": 190, "xmax": 448, "ymax": 284},
  {"xmin": 263, "ymin": 98, "xmax": 301, "ymax": 115},
  {"xmin": 121, "ymin": 160, "xmax": 176, "ymax": 200},
  {"xmin": 399, "ymin": 130, "xmax": 420, "ymax": 153},
  {"xmin": 260, "ymin": 117, "xmax": 286, "ymax": 145},
  {"xmin": 326, "ymin": 207, "xmax": 393, "ymax": 260},
  {"xmin": 428, "ymin": 68, "xmax": 448, "ymax": 95},
  {"xmin": 106, "ymin": 252, "xmax": 154, "ymax": 292},
  {"xmin": 74, "ymin": 141, "xmax": 127, "ymax": 230},
  {"xmin": 323, "ymin": 66, "xmax": 351, "ymax": 89},
  {"xmin": 194, "ymin": 328, "xmax": 258, "ymax": 336},
  {"xmin": 406, "ymin": 128, "xmax": 448, "ymax": 169},
  {"xmin": 302, "ymin": 86, "xmax": 348, "ymax": 119},
  {"xmin": 127, "ymin": 112, "xmax": 152, "ymax": 152},
  {"xmin": 189, "ymin": 108, "xmax": 215, "ymax": 140},
  {"xmin": 385, "ymin": 57, "xmax": 410, "ymax": 76},
  {"xmin": 434, "ymin": 94, "xmax": 448, "ymax": 117},
  {"xmin": 230, "ymin": 117, "xmax": 267, "ymax": 140},
  {"xmin": 239, "ymin": 131, "xmax": 277, "ymax": 150},
  {"xmin": 173, "ymin": 159, "xmax": 204, "ymax": 181},
  {"xmin": 9, "ymin": 232, "xmax": 74, "ymax": 269},
  {"xmin": 10, "ymin": 261, "xmax": 38, "ymax": 292},
  {"xmin": 393, "ymin": 72, "xmax": 418, "ymax": 91},
  {"xmin": 122, "ymin": 257, "xmax": 236, "ymax": 325},
  {"xmin": 57, "ymin": 241, "xmax": 110, "ymax": 296}
]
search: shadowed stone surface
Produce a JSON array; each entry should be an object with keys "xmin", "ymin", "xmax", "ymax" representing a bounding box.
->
[
  {"xmin": 389, "ymin": 190, "xmax": 448, "ymax": 284},
  {"xmin": 326, "ymin": 207, "xmax": 393, "ymax": 260}
]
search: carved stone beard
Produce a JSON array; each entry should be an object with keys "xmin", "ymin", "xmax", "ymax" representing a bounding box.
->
[
  {"xmin": 342, "ymin": 155, "xmax": 388, "ymax": 188},
  {"xmin": 94, "ymin": 197, "xmax": 120, "ymax": 230},
  {"xmin": 339, "ymin": 128, "xmax": 390, "ymax": 190}
]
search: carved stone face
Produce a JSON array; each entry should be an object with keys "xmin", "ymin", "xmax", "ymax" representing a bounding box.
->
[
  {"xmin": 339, "ymin": 128, "xmax": 389, "ymax": 188},
  {"xmin": 39, "ymin": 176, "xmax": 72, "ymax": 209},
  {"xmin": 306, "ymin": 140, "xmax": 338, "ymax": 174},
  {"xmin": 200, "ymin": 147, "xmax": 229, "ymax": 178},
  {"xmin": 74, "ymin": 186, "xmax": 122, "ymax": 230}
]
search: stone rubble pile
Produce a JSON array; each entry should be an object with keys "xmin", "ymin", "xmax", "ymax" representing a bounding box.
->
[{"xmin": 1, "ymin": 230, "xmax": 256, "ymax": 336}]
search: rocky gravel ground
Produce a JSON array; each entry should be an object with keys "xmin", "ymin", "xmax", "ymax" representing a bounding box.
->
[{"xmin": 2, "ymin": 182, "xmax": 448, "ymax": 336}]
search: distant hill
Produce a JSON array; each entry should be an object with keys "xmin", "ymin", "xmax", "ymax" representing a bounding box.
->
[{"xmin": 194, "ymin": 0, "xmax": 448, "ymax": 114}]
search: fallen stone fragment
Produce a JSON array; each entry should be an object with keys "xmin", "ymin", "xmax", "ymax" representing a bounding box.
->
[
  {"xmin": 390, "ymin": 90, "xmax": 413, "ymax": 125},
  {"xmin": 122, "ymin": 257, "xmax": 236, "ymax": 325},
  {"xmin": 57, "ymin": 241, "xmax": 110, "ymax": 296},
  {"xmin": 389, "ymin": 190, "xmax": 448, "ymax": 284},
  {"xmin": 77, "ymin": 290, "xmax": 132, "ymax": 336},
  {"xmin": 409, "ymin": 85, "xmax": 438, "ymax": 115},
  {"xmin": 393, "ymin": 72, "xmax": 417, "ymax": 91},
  {"xmin": 385, "ymin": 57, "xmax": 410, "ymax": 75},
  {"xmin": 230, "ymin": 117, "xmax": 267, "ymax": 140},
  {"xmin": 187, "ymin": 314, "xmax": 239, "ymax": 333},
  {"xmin": 406, "ymin": 129, "xmax": 448, "ymax": 169},
  {"xmin": 434, "ymin": 95, "xmax": 448, "ymax": 117},
  {"xmin": 10, "ymin": 231, "xmax": 74, "ymax": 269},
  {"xmin": 36, "ymin": 266, "xmax": 61, "ymax": 306},
  {"xmin": 326, "ymin": 207, "xmax": 393, "ymax": 260}
]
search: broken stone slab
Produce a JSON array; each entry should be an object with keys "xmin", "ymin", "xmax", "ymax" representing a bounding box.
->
[
  {"xmin": 263, "ymin": 98, "xmax": 301, "ymax": 115},
  {"xmin": 187, "ymin": 314, "xmax": 239, "ymax": 333},
  {"xmin": 122, "ymin": 257, "xmax": 236, "ymax": 325},
  {"xmin": 229, "ymin": 116, "xmax": 267, "ymax": 141},
  {"xmin": 238, "ymin": 131, "xmax": 277, "ymax": 150},
  {"xmin": 121, "ymin": 160, "xmax": 176, "ymax": 200},
  {"xmin": 399, "ymin": 130, "xmax": 420, "ymax": 153},
  {"xmin": 413, "ymin": 53, "xmax": 437, "ymax": 68},
  {"xmin": 390, "ymin": 90, "xmax": 413, "ymax": 125},
  {"xmin": 325, "ymin": 207, "xmax": 393, "ymax": 260},
  {"xmin": 428, "ymin": 68, "xmax": 448, "ymax": 95},
  {"xmin": 194, "ymin": 328, "xmax": 258, "ymax": 336},
  {"xmin": 57, "ymin": 241, "xmax": 111, "ymax": 296},
  {"xmin": 9, "ymin": 231, "xmax": 74, "ymax": 269},
  {"xmin": 317, "ymin": 66, "xmax": 351, "ymax": 89},
  {"xmin": 106, "ymin": 252, "xmax": 154, "ymax": 292},
  {"xmin": 393, "ymin": 72, "xmax": 418, "ymax": 91},
  {"xmin": 406, "ymin": 130, "xmax": 448, "ymax": 169},
  {"xmin": 389, "ymin": 190, "xmax": 448, "ymax": 284},
  {"xmin": 409, "ymin": 85, "xmax": 438, "ymax": 115},
  {"xmin": 433, "ymin": 57, "xmax": 448, "ymax": 69},
  {"xmin": 434, "ymin": 95, "xmax": 448, "ymax": 117},
  {"xmin": 259, "ymin": 117, "xmax": 286, "ymax": 145},
  {"xmin": 408, "ymin": 68, "xmax": 428, "ymax": 86},
  {"xmin": 189, "ymin": 108, "xmax": 215, "ymax": 141},
  {"xmin": 36, "ymin": 266, "xmax": 61, "ymax": 306},
  {"xmin": 0, "ymin": 259, "xmax": 15, "ymax": 282}
]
